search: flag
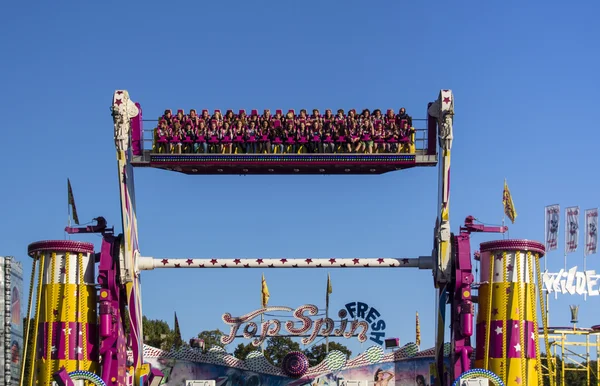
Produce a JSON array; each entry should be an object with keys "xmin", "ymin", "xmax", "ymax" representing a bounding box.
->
[
  {"xmin": 502, "ymin": 180, "xmax": 517, "ymax": 224},
  {"xmin": 261, "ymin": 274, "xmax": 270, "ymax": 308},
  {"xmin": 545, "ymin": 205, "xmax": 560, "ymax": 251},
  {"xmin": 326, "ymin": 273, "xmax": 333, "ymax": 308},
  {"xmin": 416, "ymin": 311, "xmax": 421, "ymax": 347},
  {"xmin": 585, "ymin": 208, "xmax": 598, "ymax": 256},
  {"xmin": 67, "ymin": 178, "xmax": 80, "ymax": 225},
  {"xmin": 565, "ymin": 206, "xmax": 580, "ymax": 254},
  {"xmin": 174, "ymin": 312, "xmax": 183, "ymax": 348}
]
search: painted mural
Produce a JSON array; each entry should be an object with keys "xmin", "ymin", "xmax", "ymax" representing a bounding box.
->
[{"xmin": 142, "ymin": 343, "xmax": 451, "ymax": 386}]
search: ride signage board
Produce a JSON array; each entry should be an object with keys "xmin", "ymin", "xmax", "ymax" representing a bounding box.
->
[
  {"xmin": 221, "ymin": 301, "xmax": 387, "ymax": 347},
  {"xmin": 542, "ymin": 267, "xmax": 600, "ymax": 296}
]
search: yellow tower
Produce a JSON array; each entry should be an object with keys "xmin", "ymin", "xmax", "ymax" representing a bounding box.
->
[
  {"xmin": 476, "ymin": 240, "xmax": 546, "ymax": 386},
  {"xmin": 26, "ymin": 241, "xmax": 99, "ymax": 386}
]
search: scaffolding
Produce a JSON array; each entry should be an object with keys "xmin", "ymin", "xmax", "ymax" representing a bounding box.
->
[{"xmin": 540, "ymin": 327, "xmax": 600, "ymax": 386}]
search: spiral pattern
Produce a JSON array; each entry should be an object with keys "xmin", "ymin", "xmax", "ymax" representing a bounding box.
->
[
  {"xmin": 68, "ymin": 370, "xmax": 107, "ymax": 386},
  {"xmin": 452, "ymin": 368, "xmax": 504, "ymax": 386},
  {"xmin": 281, "ymin": 351, "xmax": 309, "ymax": 378},
  {"xmin": 325, "ymin": 350, "xmax": 347, "ymax": 371},
  {"xmin": 365, "ymin": 346, "xmax": 384, "ymax": 363}
]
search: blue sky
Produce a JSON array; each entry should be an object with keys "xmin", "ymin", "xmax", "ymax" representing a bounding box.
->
[{"xmin": 1, "ymin": 0, "xmax": 599, "ymax": 357}]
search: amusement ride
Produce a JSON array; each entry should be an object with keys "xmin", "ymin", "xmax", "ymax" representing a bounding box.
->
[{"xmin": 15, "ymin": 89, "xmax": 599, "ymax": 386}]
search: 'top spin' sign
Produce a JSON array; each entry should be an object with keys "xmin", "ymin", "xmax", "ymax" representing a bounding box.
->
[{"xmin": 221, "ymin": 301, "xmax": 387, "ymax": 347}]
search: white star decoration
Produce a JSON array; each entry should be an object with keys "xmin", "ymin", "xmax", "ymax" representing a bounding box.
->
[
  {"xmin": 63, "ymin": 327, "xmax": 72, "ymax": 335},
  {"xmin": 79, "ymin": 330, "xmax": 83, "ymax": 335},
  {"xmin": 514, "ymin": 343, "xmax": 522, "ymax": 352},
  {"xmin": 76, "ymin": 346, "xmax": 83, "ymax": 354},
  {"xmin": 531, "ymin": 332, "xmax": 536, "ymax": 340},
  {"xmin": 495, "ymin": 326, "xmax": 503, "ymax": 335},
  {"xmin": 514, "ymin": 323, "xmax": 519, "ymax": 329},
  {"xmin": 51, "ymin": 346, "xmax": 57, "ymax": 353}
]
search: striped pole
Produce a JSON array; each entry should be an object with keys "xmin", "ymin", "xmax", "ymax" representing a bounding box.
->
[
  {"xmin": 475, "ymin": 240, "xmax": 545, "ymax": 386},
  {"xmin": 27, "ymin": 241, "xmax": 99, "ymax": 385}
]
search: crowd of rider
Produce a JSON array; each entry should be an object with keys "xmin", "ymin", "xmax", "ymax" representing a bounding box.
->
[{"xmin": 154, "ymin": 108, "xmax": 415, "ymax": 154}]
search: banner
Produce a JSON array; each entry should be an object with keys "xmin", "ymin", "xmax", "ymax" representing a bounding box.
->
[
  {"xmin": 565, "ymin": 206, "xmax": 580, "ymax": 254},
  {"xmin": 585, "ymin": 208, "xmax": 598, "ymax": 256},
  {"xmin": 545, "ymin": 204, "xmax": 560, "ymax": 251},
  {"xmin": 503, "ymin": 180, "xmax": 517, "ymax": 223}
]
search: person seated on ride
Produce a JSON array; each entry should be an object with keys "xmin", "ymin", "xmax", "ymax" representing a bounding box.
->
[
  {"xmin": 335, "ymin": 109, "xmax": 345, "ymax": 122},
  {"xmin": 246, "ymin": 120, "xmax": 258, "ymax": 153},
  {"xmin": 322, "ymin": 119, "xmax": 335, "ymax": 153},
  {"xmin": 201, "ymin": 109, "xmax": 211, "ymax": 123},
  {"xmin": 258, "ymin": 120, "xmax": 271, "ymax": 153},
  {"xmin": 297, "ymin": 109, "xmax": 308, "ymax": 126},
  {"xmin": 238, "ymin": 110, "xmax": 248, "ymax": 125},
  {"xmin": 207, "ymin": 119, "xmax": 220, "ymax": 153},
  {"xmin": 373, "ymin": 122, "xmax": 386, "ymax": 153},
  {"xmin": 188, "ymin": 109, "xmax": 200, "ymax": 128},
  {"xmin": 232, "ymin": 120, "xmax": 246, "ymax": 154},
  {"xmin": 357, "ymin": 119, "xmax": 374, "ymax": 154},
  {"xmin": 385, "ymin": 109, "xmax": 395, "ymax": 125},
  {"xmin": 346, "ymin": 110, "xmax": 360, "ymax": 152},
  {"xmin": 220, "ymin": 122, "xmax": 233, "ymax": 153},
  {"xmin": 323, "ymin": 109, "xmax": 334, "ymax": 129},
  {"xmin": 261, "ymin": 109, "xmax": 272, "ymax": 125},
  {"xmin": 309, "ymin": 109, "xmax": 321, "ymax": 127},
  {"xmin": 372, "ymin": 108, "xmax": 383, "ymax": 122},
  {"xmin": 183, "ymin": 121, "xmax": 195, "ymax": 153},
  {"xmin": 310, "ymin": 121, "xmax": 323, "ymax": 153},
  {"xmin": 358, "ymin": 109, "xmax": 371, "ymax": 128},
  {"xmin": 273, "ymin": 109, "xmax": 284, "ymax": 122},
  {"xmin": 283, "ymin": 120, "xmax": 296, "ymax": 153},
  {"xmin": 386, "ymin": 121, "xmax": 399, "ymax": 153},
  {"xmin": 270, "ymin": 122, "xmax": 284, "ymax": 154},
  {"xmin": 175, "ymin": 110, "xmax": 186, "ymax": 123},
  {"xmin": 248, "ymin": 111, "xmax": 260, "ymax": 126},
  {"xmin": 296, "ymin": 121, "xmax": 309, "ymax": 153},
  {"xmin": 224, "ymin": 110, "xmax": 236, "ymax": 125},
  {"xmin": 397, "ymin": 107, "xmax": 412, "ymax": 127},
  {"xmin": 162, "ymin": 109, "xmax": 173, "ymax": 126},
  {"xmin": 155, "ymin": 119, "xmax": 169, "ymax": 153},
  {"xmin": 399, "ymin": 120, "xmax": 415, "ymax": 153},
  {"xmin": 171, "ymin": 120, "xmax": 183, "ymax": 154},
  {"xmin": 334, "ymin": 115, "xmax": 349, "ymax": 153},
  {"xmin": 194, "ymin": 120, "xmax": 207, "ymax": 153},
  {"xmin": 212, "ymin": 110, "xmax": 224, "ymax": 126}
]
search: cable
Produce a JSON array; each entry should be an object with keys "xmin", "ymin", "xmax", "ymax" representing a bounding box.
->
[
  {"xmin": 536, "ymin": 256, "xmax": 555, "ymax": 386},
  {"xmin": 528, "ymin": 252, "xmax": 543, "ymax": 386},
  {"xmin": 20, "ymin": 257, "xmax": 38, "ymax": 386}
]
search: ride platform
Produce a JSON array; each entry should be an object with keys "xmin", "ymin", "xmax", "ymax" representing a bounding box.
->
[{"xmin": 131, "ymin": 152, "xmax": 437, "ymax": 175}]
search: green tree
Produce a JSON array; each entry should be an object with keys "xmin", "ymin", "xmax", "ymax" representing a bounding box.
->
[
  {"xmin": 264, "ymin": 336, "xmax": 301, "ymax": 366},
  {"xmin": 143, "ymin": 316, "xmax": 174, "ymax": 350},
  {"xmin": 304, "ymin": 342, "xmax": 352, "ymax": 366},
  {"xmin": 197, "ymin": 329, "xmax": 227, "ymax": 352},
  {"xmin": 233, "ymin": 342, "xmax": 261, "ymax": 360}
]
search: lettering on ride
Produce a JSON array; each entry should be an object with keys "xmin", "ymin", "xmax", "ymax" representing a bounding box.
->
[
  {"xmin": 542, "ymin": 267, "xmax": 600, "ymax": 296},
  {"xmin": 221, "ymin": 302, "xmax": 387, "ymax": 347}
]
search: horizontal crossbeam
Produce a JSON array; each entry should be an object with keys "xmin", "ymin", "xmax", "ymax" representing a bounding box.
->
[{"xmin": 138, "ymin": 256, "xmax": 433, "ymax": 270}]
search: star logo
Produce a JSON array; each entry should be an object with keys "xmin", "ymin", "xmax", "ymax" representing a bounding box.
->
[
  {"xmin": 280, "ymin": 258, "xmax": 288, "ymax": 264},
  {"xmin": 495, "ymin": 326, "xmax": 502, "ymax": 335},
  {"xmin": 329, "ymin": 258, "xmax": 336, "ymax": 264},
  {"xmin": 353, "ymin": 258, "xmax": 360, "ymax": 264},
  {"xmin": 377, "ymin": 258, "xmax": 385, "ymax": 264},
  {"xmin": 255, "ymin": 259, "xmax": 263, "ymax": 264},
  {"xmin": 115, "ymin": 99, "xmax": 123, "ymax": 106},
  {"xmin": 514, "ymin": 343, "xmax": 521, "ymax": 352},
  {"xmin": 174, "ymin": 264, "xmax": 181, "ymax": 268},
  {"xmin": 305, "ymin": 258, "xmax": 313, "ymax": 264},
  {"xmin": 402, "ymin": 258, "xmax": 409, "ymax": 264},
  {"xmin": 210, "ymin": 259, "xmax": 218, "ymax": 265},
  {"xmin": 161, "ymin": 259, "xmax": 169, "ymax": 265},
  {"xmin": 234, "ymin": 259, "xmax": 241, "ymax": 264},
  {"xmin": 186, "ymin": 259, "xmax": 193, "ymax": 265},
  {"xmin": 443, "ymin": 97, "xmax": 451, "ymax": 104}
]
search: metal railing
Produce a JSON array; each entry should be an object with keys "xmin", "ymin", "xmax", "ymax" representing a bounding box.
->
[{"xmin": 139, "ymin": 118, "xmax": 431, "ymax": 156}]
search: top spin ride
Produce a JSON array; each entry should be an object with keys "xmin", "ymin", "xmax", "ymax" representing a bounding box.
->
[{"xmin": 20, "ymin": 90, "xmax": 552, "ymax": 386}]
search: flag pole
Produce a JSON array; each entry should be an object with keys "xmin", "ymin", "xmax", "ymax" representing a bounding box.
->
[
  {"xmin": 326, "ymin": 272, "xmax": 329, "ymax": 354},
  {"xmin": 66, "ymin": 178, "xmax": 71, "ymax": 240}
]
